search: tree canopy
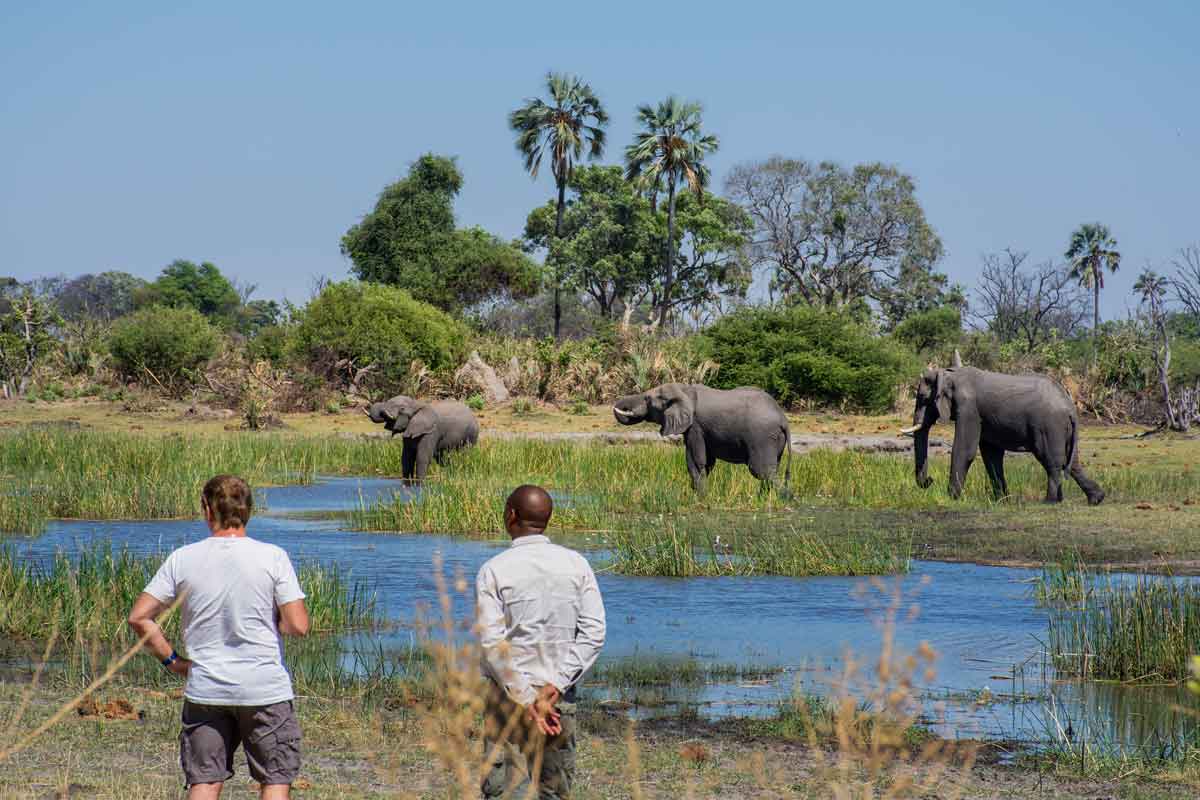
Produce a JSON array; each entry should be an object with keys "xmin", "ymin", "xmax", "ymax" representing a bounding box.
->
[
  {"xmin": 724, "ymin": 157, "xmax": 945, "ymax": 315},
  {"xmin": 55, "ymin": 271, "xmax": 147, "ymax": 321},
  {"xmin": 138, "ymin": 260, "xmax": 241, "ymax": 322},
  {"xmin": 341, "ymin": 154, "xmax": 540, "ymax": 314},
  {"xmin": 523, "ymin": 165, "xmax": 751, "ymax": 325}
]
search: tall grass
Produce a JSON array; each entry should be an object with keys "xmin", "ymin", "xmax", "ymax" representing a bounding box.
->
[
  {"xmin": 0, "ymin": 428, "xmax": 402, "ymax": 533},
  {"xmin": 354, "ymin": 439, "xmax": 1197, "ymax": 541},
  {"xmin": 1049, "ymin": 576, "xmax": 1200, "ymax": 682},
  {"xmin": 0, "ymin": 542, "xmax": 381, "ymax": 644},
  {"xmin": 602, "ymin": 517, "xmax": 911, "ymax": 577}
]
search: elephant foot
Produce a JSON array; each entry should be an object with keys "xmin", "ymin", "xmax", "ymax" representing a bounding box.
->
[
  {"xmin": 1087, "ymin": 490, "xmax": 1106, "ymax": 506},
  {"xmin": 917, "ymin": 477, "xmax": 933, "ymax": 490}
]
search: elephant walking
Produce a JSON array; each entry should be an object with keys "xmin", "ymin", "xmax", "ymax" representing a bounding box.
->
[
  {"xmin": 903, "ymin": 364, "xmax": 1104, "ymax": 505},
  {"xmin": 365, "ymin": 396, "xmax": 479, "ymax": 482},
  {"xmin": 613, "ymin": 383, "xmax": 792, "ymax": 494}
]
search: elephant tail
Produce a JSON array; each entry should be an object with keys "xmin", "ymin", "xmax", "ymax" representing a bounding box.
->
[
  {"xmin": 783, "ymin": 423, "xmax": 793, "ymax": 485},
  {"xmin": 1066, "ymin": 414, "xmax": 1079, "ymax": 469}
]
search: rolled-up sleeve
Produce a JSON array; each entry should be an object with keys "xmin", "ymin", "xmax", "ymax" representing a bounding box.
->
[
  {"xmin": 552, "ymin": 559, "xmax": 606, "ymax": 693},
  {"xmin": 476, "ymin": 565, "xmax": 535, "ymax": 706}
]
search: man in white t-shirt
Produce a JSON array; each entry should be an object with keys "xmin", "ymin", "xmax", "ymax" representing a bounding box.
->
[{"xmin": 128, "ymin": 474, "xmax": 310, "ymax": 800}]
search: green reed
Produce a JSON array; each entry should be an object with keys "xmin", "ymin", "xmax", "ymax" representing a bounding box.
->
[
  {"xmin": 0, "ymin": 542, "xmax": 382, "ymax": 644},
  {"xmin": 1048, "ymin": 575, "xmax": 1200, "ymax": 683},
  {"xmin": 600, "ymin": 518, "xmax": 912, "ymax": 577},
  {"xmin": 1033, "ymin": 551, "xmax": 1093, "ymax": 606},
  {"xmin": 0, "ymin": 429, "xmax": 403, "ymax": 533}
]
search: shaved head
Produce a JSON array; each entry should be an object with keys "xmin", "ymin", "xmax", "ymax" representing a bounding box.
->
[{"xmin": 505, "ymin": 484, "xmax": 553, "ymax": 536}]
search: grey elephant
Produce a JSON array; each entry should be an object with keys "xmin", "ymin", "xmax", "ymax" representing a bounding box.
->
[
  {"xmin": 613, "ymin": 383, "xmax": 792, "ymax": 494},
  {"xmin": 902, "ymin": 361, "xmax": 1104, "ymax": 505},
  {"xmin": 365, "ymin": 396, "xmax": 480, "ymax": 482}
]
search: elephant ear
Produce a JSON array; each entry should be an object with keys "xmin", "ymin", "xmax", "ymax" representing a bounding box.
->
[
  {"xmin": 403, "ymin": 405, "xmax": 438, "ymax": 439},
  {"xmin": 934, "ymin": 371, "xmax": 954, "ymax": 421},
  {"xmin": 659, "ymin": 386, "xmax": 694, "ymax": 436}
]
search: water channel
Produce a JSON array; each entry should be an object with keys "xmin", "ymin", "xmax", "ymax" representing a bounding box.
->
[{"xmin": 9, "ymin": 476, "xmax": 1196, "ymax": 754}]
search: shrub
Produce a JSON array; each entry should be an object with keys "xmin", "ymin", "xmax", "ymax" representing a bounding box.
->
[
  {"xmin": 465, "ymin": 393, "xmax": 485, "ymax": 411},
  {"xmin": 107, "ymin": 306, "xmax": 220, "ymax": 394},
  {"xmin": 703, "ymin": 306, "xmax": 915, "ymax": 413},
  {"xmin": 290, "ymin": 282, "xmax": 469, "ymax": 395},
  {"xmin": 567, "ymin": 398, "xmax": 589, "ymax": 416},
  {"xmin": 245, "ymin": 323, "xmax": 290, "ymax": 367},
  {"xmin": 511, "ymin": 397, "xmax": 535, "ymax": 416}
]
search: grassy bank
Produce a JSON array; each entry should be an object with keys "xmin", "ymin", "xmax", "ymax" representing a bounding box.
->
[{"xmin": 0, "ymin": 428, "xmax": 401, "ymax": 533}]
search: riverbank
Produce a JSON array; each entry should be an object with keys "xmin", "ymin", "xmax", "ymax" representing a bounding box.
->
[{"xmin": 0, "ymin": 680, "xmax": 1194, "ymax": 799}]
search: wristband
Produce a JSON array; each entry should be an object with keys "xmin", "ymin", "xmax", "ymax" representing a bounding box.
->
[{"xmin": 161, "ymin": 651, "xmax": 180, "ymax": 668}]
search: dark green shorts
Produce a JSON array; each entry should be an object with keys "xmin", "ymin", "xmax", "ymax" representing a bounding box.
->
[{"xmin": 180, "ymin": 699, "xmax": 302, "ymax": 787}]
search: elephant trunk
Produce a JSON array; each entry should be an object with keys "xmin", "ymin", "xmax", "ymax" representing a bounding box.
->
[{"xmin": 913, "ymin": 426, "xmax": 933, "ymax": 489}]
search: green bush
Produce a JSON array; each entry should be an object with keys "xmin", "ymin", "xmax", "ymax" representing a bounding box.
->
[
  {"xmin": 703, "ymin": 306, "xmax": 915, "ymax": 413},
  {"xmin": 245, "ymin": 323, "xmax": 290, "ymax": 366},
  {"xmin": 1171, "ymin": 339, "xmax": 1200, "ymax": 387},
  {"xmin": 107, "ymin": 306, "xmax": 220, "ymax": 394},
  {"xmin": 465, "ymin": 393, "xmax": 485, "ymax": 411},
  {"xmin": 290, "ymin": 282, "xmax": 469, "ymax": 393}
]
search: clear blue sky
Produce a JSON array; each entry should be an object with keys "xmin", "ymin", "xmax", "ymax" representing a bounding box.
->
[{"xmin": 3, "ymin": 1, "xmax": 1197, "ymax": 318}]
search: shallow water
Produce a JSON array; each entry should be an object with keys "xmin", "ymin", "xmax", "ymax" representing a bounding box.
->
[{"xmin": 10, "ymin": 476, "xmax": 1196, "ymax": 750}]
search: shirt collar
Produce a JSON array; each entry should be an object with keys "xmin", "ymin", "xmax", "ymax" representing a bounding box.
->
[{"xmin": 510, "ymin": 534, "xmax": 550, "ymax": 547}]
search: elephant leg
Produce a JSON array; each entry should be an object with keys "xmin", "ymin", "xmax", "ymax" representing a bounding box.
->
[
  {"xmin": 1069, "ymin": 460, "xmax": 1105, "ymax": 506},
  {"xmin": 749, "ymin": 447, "xmax": 788, "ymax": 497},
  {"xmin": 684, "ymin": 428, "xmax": 707, "ymax": 495},
  {"xmin": 1037, "ymin": 455, "xmax": 1064, "ymax": 503},
  {"xmin": 980, "ymin": 442, "xmax": 1008, "ymax": 500},
  {"xmin": 401, "ymin": 439, "xmax": 417, "ymax": 481},
  {"xmin": 413, "ymin": 435, "xmax": 439, "ymax": 483},
  {"xmin": 948, "ymin": 417, "xmax": 980, "ymax": 499}
]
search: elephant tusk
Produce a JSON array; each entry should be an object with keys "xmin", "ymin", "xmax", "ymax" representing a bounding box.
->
[
  {"xmin": 613, "ymin": 407, "xmax": 634, "ymax": 418},
  {"xmin": 898, "ymin": 424, "xmax": 922, "ymax": 436}
]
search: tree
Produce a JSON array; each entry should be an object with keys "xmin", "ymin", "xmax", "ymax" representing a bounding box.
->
[
  {"xmin": 1065, "ymin": 222, "xmax": 1121, "ymax": 366},
  {"xmin": 523, "ymin": 167, "xmax": 751, "ymax": 328},
  {"xmin": 523, "ymin": 166, "xmax": 656, "ymax": 320},
  {"xmin": 625, "ymin": 97, "xmax": 719, "ymax": 328},
  {"xmin": 1135, "ymin": 268, "xmax": 1193, "ymax": 431},
  {"xmin": 342, "ymin": 155, "xmax": 540, "ymax": 314},
  {"xmin": 1173, "ymin": 245, "xmax": 1200, "ymax": 322},
  {"xmin": 971, "ymin": 249, "xmax": 1089, "ymax": 352},
  {"xmin": 509, "ymin": 73, "xmax": 609, "ymax": 339},
  {"xmin": 724, "ymin": 157, "xmax": 945, "ymax": 315},
  {"xmin": 55, "ymin": 271, "xmax": 147, "ymax": 321},
  {"xmin": 650, "ymin": 191, "xmax": 752, "ymax": 327},
  {"xmin": 0, "ymin": 288, "xmax": 61, "ymax": 397},
  {"xmin": 138, "ymin": 260, "xmax": 241, "ymax": 323}
]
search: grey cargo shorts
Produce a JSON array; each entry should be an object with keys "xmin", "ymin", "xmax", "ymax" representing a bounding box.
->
[{"xmin": 180, "ymin": 699, "xmax": 302, "ymax": 786}]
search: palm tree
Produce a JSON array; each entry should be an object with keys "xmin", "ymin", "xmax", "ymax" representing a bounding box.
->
[
  {"xmin": 1065, "ymin": 222, "xmax": 1121, "ymax": 366},
  {"xmin": 624, "ymin": 97, "xmax": 719, "ymax": 328},
  {"xmin": 509, "ymin": 73, "xmax": 608, "ymax": 339}
]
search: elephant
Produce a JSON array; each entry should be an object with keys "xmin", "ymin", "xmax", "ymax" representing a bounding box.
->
[
  {"xmin": 902, "ymin": 360, "xmax": 1105, "ymax": 505},
  {"xmin": 365, "ymin": 396, "xmax": 480, "ymax": 482},
  {"xmin": 612, "ymin": 383, "xmax": 792, "ymax": 494}
]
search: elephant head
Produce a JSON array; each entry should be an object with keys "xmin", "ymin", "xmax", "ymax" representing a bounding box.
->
[
  {"xmin": 612, "ymin": 383, "xmax": 694, "ymax": 436},
  {"xmin": 365, "ymin": 395, "xmax": 429, "ymax": 437},
  {"xmin": 901, "ymin": 368, "xmax": 957, "ymax": 489}
]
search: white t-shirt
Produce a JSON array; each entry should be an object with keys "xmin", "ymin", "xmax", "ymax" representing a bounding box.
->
[{"xmin": 144, "ymin": 536, "xmax": 306, "ymax": 706}]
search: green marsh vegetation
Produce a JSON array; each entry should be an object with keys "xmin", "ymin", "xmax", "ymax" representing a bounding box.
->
[
  {"xmin": 1048, "ymin": 574, "xmax": 1200, "ymax": 683},
  {"xmin": 0, "ymin": 542, "xmax": 411, "ymax": 701},
  {"xmin": 0, "ymin": 428, "xmax": 402, "ymax": 534}
]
